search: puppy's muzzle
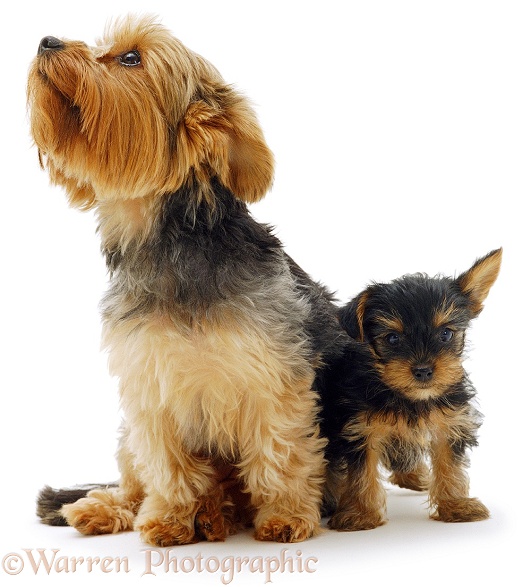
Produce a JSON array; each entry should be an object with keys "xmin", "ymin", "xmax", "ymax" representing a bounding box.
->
[
  {"xmin": 412, "ymin": 365, "xmax": 434, "ymax": 383},
  {"xmin": 38, "ymin": 36, "xmax": 65, "ymax": 55}
]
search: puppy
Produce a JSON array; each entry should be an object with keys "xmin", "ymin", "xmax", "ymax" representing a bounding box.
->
[
  {"xmin": 320, "ymin": 249, "xmax": 502, "ymax": 530},
  {"xmin": 28, "ymin": 15, "xmax": 346, "ymax": 545}
]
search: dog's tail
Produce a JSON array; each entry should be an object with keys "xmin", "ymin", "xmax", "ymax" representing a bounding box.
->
[{"xmin": 36, "ymin": 483, "xmax": 118, "ymax": 526}]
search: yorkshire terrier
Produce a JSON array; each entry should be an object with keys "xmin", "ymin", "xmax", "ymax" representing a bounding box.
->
[
  {"xmin": 319, "ymin": 248, "xmax": 502, "ymax": 530},
  {"xmin": 28, "ymin": 16, "xmax": 346, "ymax": 546}
]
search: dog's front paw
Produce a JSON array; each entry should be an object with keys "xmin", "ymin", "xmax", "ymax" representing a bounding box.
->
[
  {"xmin": 328, "ymin": 509, "xmax": 386, "ymax": 532},
  {"xmin": 431, "ymin": 497, "xmax": 490, "ymax": 523},
  {"xmin": 194, "ymin": 494, "xmax": 235, "ymax": 542},
  {"xmin": 254, "ymin": 516, "xmax": 317, "ymax": 543},
  {"xmin": 136, "ymin": 515, "xmax": 197, "ymax": 547}
]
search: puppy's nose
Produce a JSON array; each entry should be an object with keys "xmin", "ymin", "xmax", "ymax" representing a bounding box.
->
[
  {"xmin": 412, "ymin": 365, "xmax": 433, "ymax": 382},
  {"xmin": 38, "ymin": 36, "xmax": 65, "ymax": 55}
]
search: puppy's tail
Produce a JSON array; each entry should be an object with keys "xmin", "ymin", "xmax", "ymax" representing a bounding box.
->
[{"xmin": 36, "ymin": 483, "xmax": 118, "ymax": 526}]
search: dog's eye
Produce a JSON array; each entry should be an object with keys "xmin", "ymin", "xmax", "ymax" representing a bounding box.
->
[
  {"xmin": 118, "ymin": 50, "xmax": 141, "ymax": 67},
  {"xmin": 385, "ymin": 333, "xmax": 401, "ymax": 346},
  {"xmin": 439, "ymin": 328, "xmax": 454, "ymax": 343}
]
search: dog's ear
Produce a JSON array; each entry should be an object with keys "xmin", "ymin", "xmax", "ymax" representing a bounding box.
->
[
  {"xmin": 339, "ymin": 291, "xmax": 370, "ymax": 342},
  {"xmin": 457, "ymin": 248, "xmax": 502, "ymax": 316},
  {"xmin": 179, "ymin": 89, "xmax": 274, "ymax": 203}
]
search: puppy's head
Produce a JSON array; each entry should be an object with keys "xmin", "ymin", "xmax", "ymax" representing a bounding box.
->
[
  {"xmin": 339, "ymin": 249, "xmax": 502, "ymax": 401},
  {"xmin": 27, "ymin": 15, "xmax": 274, "ymax": 209}
]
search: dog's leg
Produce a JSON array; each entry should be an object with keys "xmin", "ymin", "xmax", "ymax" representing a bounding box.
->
[
  {"xmin": 238, "ymin": 379, "xmax": 325, "ymax": 543},
  {"xmin": 126, "ymin": 415, "xmax": 217, "ymax": 547},
  {"xmin": 387, "ymin": 443, "xmax": 430, "ymax": 491},
  {"xmin": 389, "ymin": 462, "xmax": 430, "ymax": 492},
  {"xmin": 321, "ymin": 463, "xmax": 345, "ymax": 517},
  {"xmin": 194, "ymin": 463, "xmax": 254, "ymax": 541},
  {"xmin": 429, "ymin": 428, "xmax": 489, "ymax": 522},
  {"xmin": 194, "ymin": 483, "xmax": 233, "ymax": 542},
  {"xmin": 61, "ymin": 433, "xmax": 144, "ymax": 535},
  {"xmin": 328, "ymin": 444, "xmax": 387, "ymax": 531}
]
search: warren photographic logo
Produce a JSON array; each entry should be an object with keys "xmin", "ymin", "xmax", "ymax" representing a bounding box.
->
[{"xmin": 2, "ymin": 548, "xmax": 318, "ymax": 583}]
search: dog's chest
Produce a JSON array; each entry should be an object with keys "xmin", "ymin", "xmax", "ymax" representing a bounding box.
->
[
  {"xmin": 345, "ymin": 412, "xmax": 431, "ymax": 448},
  {"xmin": 345, "ymin": 406, "xmax": 468, "ymax": 455},
  {"xmin": 103, "ymin": 311, "xmax": 312, "ymax": 453}
]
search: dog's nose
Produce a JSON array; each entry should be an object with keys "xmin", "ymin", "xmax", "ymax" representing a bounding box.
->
[
  {"xmin": 38, "ymin": 36, "xmax": 65, "ymax": 55},
  {"xmin": 412, "ymin": 365, "xmax": 433, "ymax": 382}
]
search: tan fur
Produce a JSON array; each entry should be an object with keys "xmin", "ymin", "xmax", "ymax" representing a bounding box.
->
[
  {"xmin": 329, "ymin": 406, "xmax": 489, "ymax": 530},
  {"xmin": 29, "ymin": 16, "xmax": 326, "ymax": 545},
  {"xmin": 378, "ymin": 355, "xmax": 464, "ymax": 401},
  {"xmin": 328, "ymin": 443, "xmax": 387, "ymax": 531},
  {"xmin": 458, "ymin": 248, "xmax": 502, "ymax": 316},
  {"xmin": 433, "ymin": 303, "xmax": 458, "ymax": 328},
  {"xmin": 428, "ymin": 429, "xmax": 489, "ymax": 522},
  {"xmin": 103, "ymin": 310, "xmax": 325, "ymax": 544},
  {"xmin": 28, "ymin": 16, "xmax": 274, "ymax": 208},
  {"xmin": 96, "ymin": 196, "xmax": 164, "ymax": 253},
  {"xmin": 327, "ymin": 250, "xmax": 501, "ymax": 531},
  {"xmin": 389, "ymin": 464, "xmax": 430, "ymax": 491},
  {"xmin": 194, "ymin": 463, "xmax": 253, "ymax": 541},
  {"xmin": 375, "ymin": 315, "xmax": 404, "ymax": 333},
  {"xmin": 355, "ymin": 291, "xmax": 369, "ymax": 342},
  {"xmin": 61, "ymin": 284, "xmax": 326, "ymax": 545}
]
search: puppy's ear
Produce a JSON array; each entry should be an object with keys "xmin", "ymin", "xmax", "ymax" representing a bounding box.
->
[
  {"xmin": 339, "ymin": 291, "xmax": 369, "ymax": 342},
  {"xmin": 179, "ymin": 88, "xmax": 274, "ymax": 203},
  {"xmin": 457, "ymin": 248, "xmax": 502, "ymax": 316}
]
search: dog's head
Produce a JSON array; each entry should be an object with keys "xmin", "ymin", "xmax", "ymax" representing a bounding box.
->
[
  {"xmin": 339, "ymin": 249, "xmax": 502, "ymax": 401},
  {"xmin": 27, "ymin": 16, "xmax": 274, "ymax": 209}
]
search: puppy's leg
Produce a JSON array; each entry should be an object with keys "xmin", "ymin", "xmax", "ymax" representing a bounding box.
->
[
  {"xmin": 386, "ymin": 443, "xmax": 430, "ymax": 491},
  {"xmin": 62, "ymin": 429, "xmax": 144, "ymax": 535},
  {"xmin": 321, "ymin": 463, "xmax": 345, "ymax": 517},
  {"xmin": 241, "ymin": 378, "xmax": 326, "ymax": 543},
  {"xmin": 328, "ymin": 444, "xmax": 386, "ymax": 531},
  {"xmin": 429, "ymin": 425, "xmax": 489, "ymax": 522},
  {"xmin": 389, "ymin": 462, "xmax": 430, "ymax": 492}
]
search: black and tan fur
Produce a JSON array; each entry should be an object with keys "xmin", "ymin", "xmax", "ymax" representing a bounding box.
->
[
  {"xmin": 28, "ymin": 16, "xmax": 346, "ymax": 546},
  {"xmin": 320, "ymin": 249, "xmax": 501, "ymax": 530}
]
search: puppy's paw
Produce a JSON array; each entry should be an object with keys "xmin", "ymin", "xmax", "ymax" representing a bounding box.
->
[
  {"xmin": 328, "ymin": 509, "xmax": 386, "ymax": 532},
  {"xmin": 389, "ymin": 469, "xmax": 429, "ymax": 492},
  {"xmin": 431, "ymin": 498, "xmax": 490, "ymax": 523},
  {"xmin": 254, "ymin": 516, "xmax": 317, "ymax": 543}
]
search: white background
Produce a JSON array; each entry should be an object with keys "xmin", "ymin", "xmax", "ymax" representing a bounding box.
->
[{"xmin": 1, "ymin": 1, "xmax": 521, "ymax": 585}]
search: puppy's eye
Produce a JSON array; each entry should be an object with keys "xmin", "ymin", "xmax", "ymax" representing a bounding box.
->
[
  {"xmin": 385, "ymin": 333, "xmax": 401, "ymax": 346},
  {"xmin": 440, "ymin": 328, "xmax": 454, "ymax": 343},
  {"xmin": 118, "ymin": 50, "xmax": 141, "ymax": 67}
]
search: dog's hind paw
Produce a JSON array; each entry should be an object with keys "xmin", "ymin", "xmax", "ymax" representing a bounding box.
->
[
  {"xmin": 389, "ymin": 469, "xmax": 429, "ymax": 492},
  {"xmin": 61, "ymin": 489, "xmax": 135, "ymax": 535},
  {"xmin": 328, "ymin": 509, "xmax": 386, "ymax": 532}
]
